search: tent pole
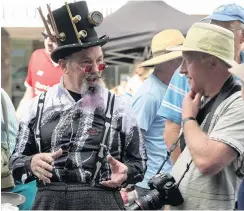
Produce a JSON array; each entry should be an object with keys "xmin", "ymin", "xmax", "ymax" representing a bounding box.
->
[{"xmin": 115, "ymin": 66, "xmax": 119, "ymax": 86}]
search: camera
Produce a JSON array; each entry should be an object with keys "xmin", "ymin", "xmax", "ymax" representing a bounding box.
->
[{"xmin": 126, "ymin": 173, "xmax": 184, "ymax": 210}]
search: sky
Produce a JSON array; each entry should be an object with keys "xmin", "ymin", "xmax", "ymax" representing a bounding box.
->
[
  {"xmin": 1, "ymin": 0, "xmax": 244, "ymax": 27},
  {"xmin": 164, "ymin": 0, "xmax": 244, "ymax": 14}
]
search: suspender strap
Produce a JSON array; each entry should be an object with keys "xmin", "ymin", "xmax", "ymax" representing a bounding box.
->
[
  {"xmin": 35, "ymin": 92, "xmax": 47, "ymax": 152},
  {"xmin": 198, "ymin": 76, "xmax": 241, "ymax": 131},
  {"xmin": 92, "ymin": 91, "xmax": 115, "ymax": 182},
  {"xmin": 1, "ymin": 92, "xmax": 10, "ymax": 151},
  {"xmin": 176, "ymin": 76, "xmax": 241, "ymax": 187},
  {"xmin": 180, "ymin": 76, "xmax": 240, "ymax": 151}
]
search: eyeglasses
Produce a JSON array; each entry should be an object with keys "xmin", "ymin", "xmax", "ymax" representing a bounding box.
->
[{"xmin": 71, "ymin": 61, "xmax": 108, "ymax": 72}]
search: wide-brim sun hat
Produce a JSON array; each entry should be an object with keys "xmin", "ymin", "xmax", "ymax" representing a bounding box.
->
[
  {"xmin": 140, "ymin": 29, "xmax": 184, "ymax": 67},
  {"xmin": 167, "ymin": 22, "xmax": 238, "ymax": 67},
  {"xmin": 140, "ymin": 51, "xmax": 183, "ymax": 67}
]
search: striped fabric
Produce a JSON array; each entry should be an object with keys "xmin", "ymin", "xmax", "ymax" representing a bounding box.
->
[
  {"xmin": 158, "ymin": 51, "xmax": 244, "ymax": 125},
  {"xmin": 157, "ymin": 67, "xmax": 189, "ymax": 124},
  {"xmin": 10, "ymin": 77, "xmax": 147, "ymax": 186}
]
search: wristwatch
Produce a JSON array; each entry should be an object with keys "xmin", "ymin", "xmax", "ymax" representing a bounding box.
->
[{"xmin": 182, "ymin": 117, "xmax": 196, "ymax": 126}]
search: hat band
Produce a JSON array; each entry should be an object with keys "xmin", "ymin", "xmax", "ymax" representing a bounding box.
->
[{"xmin": 152, "ymin": 50, "xmax": 171, "ymax": 57}]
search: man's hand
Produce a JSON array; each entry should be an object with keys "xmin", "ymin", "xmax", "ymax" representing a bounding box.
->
[
  {"xmin": 182, "ymin": 91, "xmax": 202, "ymax": 119},
  {"xmin": 30, "ymin": 148, "xmax": 63, "ymax": 183},
  {"xmin": 101, "ymin": 155, "xmax": 128, "ymax": 188}
]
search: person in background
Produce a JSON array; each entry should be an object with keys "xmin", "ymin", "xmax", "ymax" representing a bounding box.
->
[
  {"xmin": 110, "ymin": 75, "xmax": 129, "ymax": 95},
  {"xmin": 130, "ymin": 30, "xmax": 184, "ymax": 199},
  {"xmin": 160, "ymin": 3, "xmax": 244, "ymax": 163},
  {"xmin": 10, "ymin": 1, "xmax": 147, "ymax": 210},
  {"xmin": 16, "ymin": 24, "xmax": 63, "ymax": 120},
  {"xmin": 1, "ymin": 88, "xmax": 37, "ymax": 210},
  {"xmin": 124, "ymin": 62, "xmax": 150, "ymax": 98},
  {"xmin": 228, "ymin": 64, "xmax": 244, "ymax": 210}
]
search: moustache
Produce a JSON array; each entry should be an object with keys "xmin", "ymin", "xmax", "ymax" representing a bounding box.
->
[{"xmin": 85, "ymin": 72, "xmax": 102, "ymax": 80}]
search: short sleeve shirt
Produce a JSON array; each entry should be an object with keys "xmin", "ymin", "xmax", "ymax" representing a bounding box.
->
[
  {"xmin": 170, "ymin": 92, "xmax": 244, "ymax": 210},
  {"xmin": 25, "ymin": 49, "xmax": 63, "ymax": 97},
  {"xmin": 131, "ymin": 74, "xmax": 172, "ymax": 189},
  {"xmin": 157, "ymin": 68, "xmax": 189, "ymax": 124},
  {"xmin": 158, "ymin": 51, "xmax": 244, "ymax": 125}
]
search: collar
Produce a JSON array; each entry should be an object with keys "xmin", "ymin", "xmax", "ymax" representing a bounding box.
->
[{"xmin": 57, "ymin": 76, "xmax": 75, "ymax": 103}]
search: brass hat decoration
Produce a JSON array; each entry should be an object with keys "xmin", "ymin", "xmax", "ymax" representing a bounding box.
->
[
  {"xmin": 37, "ymin": 2, "xmax": 104, "ymax": 44},
  {"xmin": 37, "ymin": 4, "xmax": 66, "ymax": 42}
]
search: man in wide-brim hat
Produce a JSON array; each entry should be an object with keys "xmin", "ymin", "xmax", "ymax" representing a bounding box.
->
[
  {"xmin": 167, "ymin": 22, "xmax": 244, "ymax": 210},
  {"xmin": 130, "ymin": 29, "xmax": 184, "ymax": 200},
  {"xmin": 160, "ymin": 3, "xmax": 244, "ymax": 166},
  {"xmin": 10, "ymin": 1, "xmax": 147, "ymax": 210}
]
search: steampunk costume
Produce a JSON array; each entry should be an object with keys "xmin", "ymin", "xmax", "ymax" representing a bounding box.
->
[{"xmin": 10, "ymin": 1, "xmax": 147, "ymax": 210}]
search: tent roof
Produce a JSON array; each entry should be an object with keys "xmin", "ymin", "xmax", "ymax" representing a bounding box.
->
[{"xmin": 97, "ymin": 1, "xmax": 203, "ymax": 65}]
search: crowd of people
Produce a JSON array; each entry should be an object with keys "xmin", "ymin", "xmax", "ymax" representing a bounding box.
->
[{"xmin": 1, "ymin": 1, "xmax": 244, "ymax": 210}]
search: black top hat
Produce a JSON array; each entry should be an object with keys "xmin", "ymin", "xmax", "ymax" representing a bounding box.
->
[{"xmin": 41, "ymin": 1, "xmax": 109, "ymax": 63}]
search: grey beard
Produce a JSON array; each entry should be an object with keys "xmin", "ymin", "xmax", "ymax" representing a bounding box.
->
[
  {"xmin": 79, "ymin": 77, "xmax": 105, "ymax": 110},
  {"xmin": 80, "ymin": 77, "xmax": 104, "ymax": 96}
]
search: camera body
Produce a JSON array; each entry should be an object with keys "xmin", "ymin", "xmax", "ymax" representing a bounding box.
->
[{"xmin": 126, "ymin": 173, "xmax": 184, "ymax": 210}]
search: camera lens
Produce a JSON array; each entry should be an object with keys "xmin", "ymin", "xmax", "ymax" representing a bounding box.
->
[{"xmin": 128, "ymin": 189, "xmax": 165, "ymax": 210}]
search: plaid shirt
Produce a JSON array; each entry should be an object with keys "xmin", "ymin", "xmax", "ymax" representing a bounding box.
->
[{"xmin": 10, "ymin": 78, "xmax": 147, "ymax": 185}]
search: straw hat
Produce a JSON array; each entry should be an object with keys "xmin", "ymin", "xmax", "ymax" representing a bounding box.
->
[
  {"xmin": 167, "ymin": 22, "xmax": 238, "ymax": 67},
  {"xmin": 140, "ymin": 30, "xmax": 185, "ymax": 67},
  {"xmin": 229, "ymin": 63, "xmax": 244, "ymax": 82}
]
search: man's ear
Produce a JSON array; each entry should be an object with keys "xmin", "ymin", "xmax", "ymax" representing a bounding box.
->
[{"xmin": 58, "ymin": 59, "xmax": 68, "ymax": 73}]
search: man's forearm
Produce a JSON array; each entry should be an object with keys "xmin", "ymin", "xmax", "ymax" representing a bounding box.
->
[
  {"xmin": 163, "ymin": 120, "xmax": 181, "ymax": 163},
  {"xmin": 183, "ymin": 120, "xmax": 217, "ymax": 173},
  {"xmin": 184, "ymin": 120, "xmax": 209, "ymax": 158}
]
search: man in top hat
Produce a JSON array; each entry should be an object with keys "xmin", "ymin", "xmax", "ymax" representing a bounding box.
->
[
  {"xmin": 10, "ymin": 1, "xmax": 147, "ymax": 210},
  {"xmin": 167, "ymin": 22, "xmax": 244, "ymax": 210},
  {"xmin": 130, "ymin": 30, "xmax": 184, "ymax": 199},
  {"xmin": 16, "ymin": 25, "xmax": 63, "ymax": 121},
  {"xmin": 159, "ymin": 3, "xmax": 244, "ymax": 163},
  {"xmin": 228, "ymin": 64, "xmax": 244, "ymax": 210}
]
